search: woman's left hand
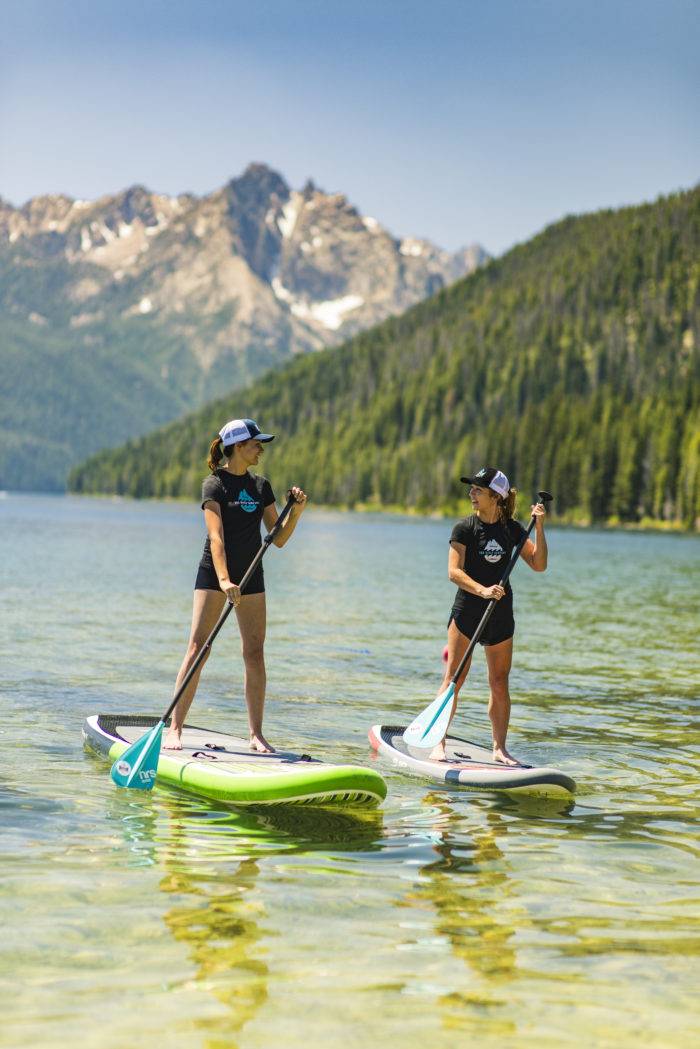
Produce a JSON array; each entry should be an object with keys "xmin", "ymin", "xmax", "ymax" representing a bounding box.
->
[
  {"xmin": 531, "ymin": 502, "xmax": 546, "ymax": 524},
  {"xmin": 290, "ymin": 486, "xmax": 307, "ymax": 510}
]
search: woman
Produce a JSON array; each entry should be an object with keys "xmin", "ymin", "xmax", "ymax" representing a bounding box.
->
[
  {"xmin": 430, "ymin": 466, "xmax": 547, "ymax": 765},
  {"xmin": 164, "ymin": 417, "xmax": 307, "ymax": 753}
]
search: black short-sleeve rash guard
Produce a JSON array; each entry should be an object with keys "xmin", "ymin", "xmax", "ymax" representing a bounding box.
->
[
  {"xmin": 449, "ymin": 514, "xmax": 527, "ymax": 614},
  {"xmin": 199, "ymin": 470, "xmax": 276, "ymax": 582}
]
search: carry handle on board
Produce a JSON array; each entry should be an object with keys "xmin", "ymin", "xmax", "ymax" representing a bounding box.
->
[
  {"xmin": 110, "ymin": 491, "xmax": 298, "ymax": 789},
  {"xmin": 402, "ymin": 490, "xmax": 553, "ymax": 750}
]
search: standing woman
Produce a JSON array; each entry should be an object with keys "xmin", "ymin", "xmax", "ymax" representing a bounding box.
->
[
  {"xmin": 430, "ymin": 466, "xmax": 547, "ymax": 765},
  {"xmin": 164, "ymin": 418, "xmax": 307, "ymax": 753}
]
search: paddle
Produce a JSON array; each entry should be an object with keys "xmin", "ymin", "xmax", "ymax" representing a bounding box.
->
[
  {"xmin": 402, "ymin": 491, "xmax": 553, "ymax": 750},
  {"xmin": 110, "ymin": 492, "xmax": 298, "ymax": 790}
]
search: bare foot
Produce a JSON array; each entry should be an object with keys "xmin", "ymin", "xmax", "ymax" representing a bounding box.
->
[
  {"xmin": 250, "ymin": 732, "xmax": 275, "ymax": 754},
  {"xmin": 428, "ymin": 743, "xmax": 447, "ymax": 762},
  {"xmin": 493, "ymin": 744, "xmax": 521, "ymax": 766},
  {"xmin": 162, "ymin": 728, "xmax": 183, "ymax": 750}
]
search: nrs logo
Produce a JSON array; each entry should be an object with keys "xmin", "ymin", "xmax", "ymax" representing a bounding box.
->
[{"xmin": 115, "ymin": 760, "xmax": 156, "ymax": 784}]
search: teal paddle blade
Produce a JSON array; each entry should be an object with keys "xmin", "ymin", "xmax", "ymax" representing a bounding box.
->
[
  {"xmin": 110, "ymin": 720, "xmax": 163, "ymax": 790},
  {"xmin": 402, "ymin": 682, "xmax": 455, "ymax": 749}
]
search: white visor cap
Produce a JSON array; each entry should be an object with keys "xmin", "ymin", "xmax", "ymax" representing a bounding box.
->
[{"xmin": 219, "ymin": 418, "xmax": 275, "ymax": 446}]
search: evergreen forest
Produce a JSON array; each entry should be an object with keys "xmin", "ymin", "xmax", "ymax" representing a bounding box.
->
[{"xmin": 69, "ymin": 187, "xmax": 700, "ymax": 529}]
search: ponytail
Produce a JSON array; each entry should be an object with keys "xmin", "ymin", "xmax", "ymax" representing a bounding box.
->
[
  {"xmin": 207, "ymin": 436, "xmax": 224, "ymax": 473},
  {"xmin": 497, "ymin": 487, "xmax": 517, "ymax": 524}
]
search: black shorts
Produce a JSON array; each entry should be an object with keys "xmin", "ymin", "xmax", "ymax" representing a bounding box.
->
[
  {"xmin": 194, "ymin": 563, "xmax": 265, "ymax": 595},
  {"xmin": 449, "ymin": 600, "xmax": 514, "ymax": 647}
]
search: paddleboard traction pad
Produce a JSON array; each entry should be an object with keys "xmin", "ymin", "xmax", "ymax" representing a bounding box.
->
[
  {"xmin": 369, "ymin": 725, "xmax": 575, "ymax": 796},
  {"xmin": 84, "ymin": 714, "xmax": 387, "ymax": 807}
]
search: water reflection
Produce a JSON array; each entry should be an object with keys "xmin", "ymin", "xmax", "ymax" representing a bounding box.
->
[
  {"xmin": 4, "ymin": 497, "xmax": 700, "ymax": 1049},
  {"xmin": 162, "ymin": 855, "xmax": 268, "ymax": 1049},
  {"xmin": 393, "ymin": 795, "xmax": 517, "ymax": 1036},
  {"xmin": 108, "ymin": 789, "xmax": 385, "ymax": 1047}
]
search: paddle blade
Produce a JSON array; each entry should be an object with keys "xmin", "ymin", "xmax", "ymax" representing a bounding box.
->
[
  {"xmin": 402, "ymin": 682, "xmax": 455, "ymax": 749},
  {"xmin": 110, "ymin": 721, "xmax": 164, "ymax": 790}
]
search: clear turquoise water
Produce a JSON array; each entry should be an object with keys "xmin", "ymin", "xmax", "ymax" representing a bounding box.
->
[{"xmin": 1, "ymin": 494, "xmax": 698, "ymax": 1048}]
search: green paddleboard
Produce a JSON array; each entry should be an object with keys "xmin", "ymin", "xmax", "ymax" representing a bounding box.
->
[{"xmin": 83, "ymin": 714, "xmax": 387, "ymax": 808}]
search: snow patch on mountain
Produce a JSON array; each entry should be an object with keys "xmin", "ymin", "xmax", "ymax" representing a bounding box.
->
[
  {"xmin": 271, "ymin": 277, "xmax": 294, "ymax": 304},
  {"xmin": 272, "ymin": 278, "xmax": 364, "ymax": 331},
  {"xmin": 400, "ymin": 238, "xmax": 425, "ymax": 257},
  {"xmin": 308, "ymin": 294, "xmax": 364, "ymax": 330},
  {"xmin": 278, "ymin": 194, "xmax": 302, "ymax": 239}
]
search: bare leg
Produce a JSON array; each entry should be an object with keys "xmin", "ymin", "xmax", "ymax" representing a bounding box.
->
[
  {"xmin": 484, "ymin": 637, "xmax": 520, "ymax": 765},
  {"xmin": 428, "ymin": 619, "xmax": 472, "ymax": 761},
  {"xmin": 234, "ymin": 593, "xmax": 272, "ymax": 752},
  {"xmin": 163, "ymin": 589, "xmax": 226, "ymax": 749}
]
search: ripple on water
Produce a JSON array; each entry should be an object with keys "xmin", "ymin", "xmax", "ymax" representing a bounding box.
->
[{"xmin": 1, "ymin": 499, "xmax": 699, "ymax": 1048}]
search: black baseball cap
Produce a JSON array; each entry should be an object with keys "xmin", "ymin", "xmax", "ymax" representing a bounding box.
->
[{"xmin": 460, "ymin": 466, "xmax": 510, "ymax": 498}]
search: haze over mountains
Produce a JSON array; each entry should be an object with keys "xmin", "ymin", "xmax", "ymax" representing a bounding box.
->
[{"xmin": 0, "ymin": 163, "xmax": 487, "ymax": 491}]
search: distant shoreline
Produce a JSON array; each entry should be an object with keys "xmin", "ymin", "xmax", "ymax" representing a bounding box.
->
[{"xmin": 5, "ymin": 488, "xmax": 698, "ymax": 535}]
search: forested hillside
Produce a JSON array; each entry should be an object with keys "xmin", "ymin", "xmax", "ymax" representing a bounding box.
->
[{"xmin": 69, "ymin": 187, "xmax": 700, "ymax": 529}]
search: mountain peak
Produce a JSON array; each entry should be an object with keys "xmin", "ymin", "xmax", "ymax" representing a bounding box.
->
[
  {"xmin": 230, "ymin": 163, "xmax": 290, "ymax": 199},
  {"xmin": 1, "ymin": 160, "xmax": 495, "ymax": 491}
]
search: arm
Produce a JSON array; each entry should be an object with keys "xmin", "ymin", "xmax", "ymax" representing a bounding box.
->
[
  {"xmin": 203, "ymin": 503, "xmax": 241, "ymax": 604},
  {"xmin": 449, "ymin": 542, "xmax": 506, "ymax": 600},
  {"xmin": 519, "ymin": 503, "xmax": 548, "ymax": 571},
  {"xmin": 263, "ymin": 486, "xmax": 308, "ymax": 548}
]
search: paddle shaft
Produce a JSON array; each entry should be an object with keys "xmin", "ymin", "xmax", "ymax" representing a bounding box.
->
[
  {"xmin": 449, "ymin": 491, "xmax": 553, "ymax": 686},
  {"xmin": 160, "ymin": 492, "xmax": 297, "ymax": 725}
]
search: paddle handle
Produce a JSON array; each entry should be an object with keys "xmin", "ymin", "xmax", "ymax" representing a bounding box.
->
[
  {"xmin": 161, "ymin": 492, "xmax": 298, "ymax": 724},
  {"xmin": 450, "ymin": 491, "xmax": 552, "ymax": 685}
]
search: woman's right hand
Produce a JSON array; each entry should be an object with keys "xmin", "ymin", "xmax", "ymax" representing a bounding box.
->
[
  {"xmin": 480, "ymin": 584, "xmax": 506, "ymax": 600},
  {"xmin": 220, "ymin": 579, "xmax": 241, "ymax": 606}
]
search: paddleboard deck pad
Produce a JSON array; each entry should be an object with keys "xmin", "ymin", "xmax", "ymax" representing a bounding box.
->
[
  {"xmin": 84, "ymin": 715, "xmax": 387, "ymax": 808},
  {"xmin": 369, "ymin": 725, "xmax": 575, "ymax": 796}
]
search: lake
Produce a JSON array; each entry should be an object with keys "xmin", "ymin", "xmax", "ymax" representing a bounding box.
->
[{"xmin": 1, "ymin": 494, "xmax": 698, "ymax": 1048}]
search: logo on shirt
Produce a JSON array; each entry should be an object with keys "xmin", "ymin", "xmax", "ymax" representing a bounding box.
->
[
  {"xmin": 482, "ymin": 538, "xmax": 505, "ymax": 563},
  {"xmin": 236, "ymin": 489, "xmax": 258, "ymax": 513}
]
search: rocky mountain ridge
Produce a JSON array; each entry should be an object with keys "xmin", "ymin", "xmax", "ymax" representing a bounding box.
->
[
  {"xmin": 1, "ymin": 163, "xmax": 486, "ymax": 365},
  {"xmin": 0, "ymin": 163, "xmax": 487, "ymax": 490}
]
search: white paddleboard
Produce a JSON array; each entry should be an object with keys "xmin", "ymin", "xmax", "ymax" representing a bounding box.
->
[{"xmin": 368, "ymin": 724, "xmax": 575, "ymax": 796}]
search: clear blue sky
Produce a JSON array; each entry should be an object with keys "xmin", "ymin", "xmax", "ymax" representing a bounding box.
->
[{"xmin": 1, "ymin": 0, "xmax": 697, "ymax": 254}]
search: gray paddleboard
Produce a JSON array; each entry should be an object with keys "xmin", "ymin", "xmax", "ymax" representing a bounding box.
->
[{"xmin": 369, "ymin": 724, "xmax": 576, "ymax": 796}]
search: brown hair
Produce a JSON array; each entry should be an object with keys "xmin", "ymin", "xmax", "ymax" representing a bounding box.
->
[
  {"xmin": 207, "ymin": 436, "xmax": 224, "ymax": 473},
  {"xmin": 495, "ymin": 487, "xmax": 517, "ymax": 524}
]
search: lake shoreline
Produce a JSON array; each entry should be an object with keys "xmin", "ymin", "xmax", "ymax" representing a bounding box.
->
[{"xmin": 10, "ymin": 487, "xmax": 700, "ymax": 535}]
